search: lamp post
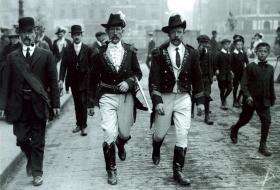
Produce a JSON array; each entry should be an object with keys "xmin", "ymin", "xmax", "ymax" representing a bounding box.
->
[{"xmin": 19, "ymin": 0, "xmax": 24, "ymax": 18}]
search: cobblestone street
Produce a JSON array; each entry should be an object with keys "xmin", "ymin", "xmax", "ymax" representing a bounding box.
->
[{"xmin": 2, "ymin": 66, "xmax": 280, "ymax": 190}]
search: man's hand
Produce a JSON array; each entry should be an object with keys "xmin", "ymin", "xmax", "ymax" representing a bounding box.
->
[
  {"xmin": 118, "ymin": 81, "xmax": 129, "ymax": 92},
  {"xmin": 53, "ymin": 108, "xmax": 60, "ymax": 117},
  {"xmin": 155, "ymin": 103, "xmax": 165, "ymax": 115},
  {"xmin": 88, "ymin": 108, "xmax": 95, "ymax": 116},
  {"xmin": 246, "ymin": 97, "xmax": 253, "ymax": 106},
  {"xmin": 0, "ymin": 110, "xmax": 5, "ymax": 118},
  {"xmin": 197, "ymin": 104, "xmax": 205, "ymax": 114}
]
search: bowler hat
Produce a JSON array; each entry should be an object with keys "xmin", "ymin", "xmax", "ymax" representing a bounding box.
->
[
  {"xmin": 18, "ymin": 17, "xmax": 35, "ymax": 32},
  {"xmin": 197, "ymin": 35, "xmax": 210, "ymax": 43},
  {"xmin": 162, "ymin": 14, "xmax": 186, "ymax": 33},
  {"xmin": 101, "ymin": 13, "xmax": 126, "ymax": 28},
  {"xmin": 70, "ymin": 25, "xmax": 83, "ymax": 34}
]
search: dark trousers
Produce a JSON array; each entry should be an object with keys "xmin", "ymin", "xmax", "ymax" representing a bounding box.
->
[
  {"xmin": 13, "ymin": 99, "xmax": 46, "ymax": 177},
  {"xmin": 218, "ymin": 80, "xmax": 232, "ymax": 102},
  {"xmin": 233, "ymin": 77, "xmax": 243, "ymax": 102},
  {"xmin": 71, "ymin": 87, "xmax": 88, "ymax": 128},
  {"xmin": 232, "ymin": 103, "xmax": 271, "ymax": 143}
]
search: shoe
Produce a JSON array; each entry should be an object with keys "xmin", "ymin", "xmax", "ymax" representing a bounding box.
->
[
  {"xmin": 80, "ymin": 128, "xmax": 87, "ymax": 136},
  {"xmin": 233, "ymin": 101, "xmax": 241, "ymax": 108},
  {"xmin": 33, "ymin": 176, "xmax": 43, "ymax": 186},
  {"xmin": 107, "ymin": 170, "xmax": 117, "ymax": 185},
  {"xmin": 116, "ymin": 136, "xmax": 130, "ymax": 161},
  {"xmin": 259, "ymin": 142, "xmax": 272, "ymax": 157},
  {"xmin": 230, "ymin": 125, "xmax": 238, "ymax": 144},
  {"xmin": 173, "ymin": 146, "xmax": 191, "ymax": 186},
  {"xmin": 72, "ymin": 126, "xmax": 80, "ymax": 133},
  {"xmin": 26, "ymin": 159, "xmax": 32, "ymax": 177},
  {"xmin": 204, "ymin": 115, "xmax": 214, "ymax": 125}
]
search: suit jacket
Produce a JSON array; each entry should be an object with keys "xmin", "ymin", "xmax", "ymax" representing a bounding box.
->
[
  {"xmin": 149, "ymin": 42, "xmax": 204, "ymax": 107},
  {"xmin": 53, "ymin": 38, "xmax": 71, "ymax": 63},
  {"xmin": 216, "ymin": 50, "xmax": 232, "ymax": 81},
  {"xmin": 0, "ymin": 47, "xmax": 60, "ymax": 122},
  {"xmin": 59, "ymin": 43, "xmax": 93, "ymax": 91},
  {"xmin": 198, "ymin": 48, "xmax": 215, "ymax": 81},
  {"xmin": 231, "ymin": 50, "xmax": 249, "ymax": 80},
  {"xmin": 88, "ymin": 42, "xmax": 142, "ymax": 108},
  {"xmin": 241, "ymin": 62, "xmax": 276, "ymax": 107}
]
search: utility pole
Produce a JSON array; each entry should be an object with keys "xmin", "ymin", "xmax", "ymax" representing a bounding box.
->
[{"xmin": 19, "ymin": 0, "xmax": 24, "ymax": 18}]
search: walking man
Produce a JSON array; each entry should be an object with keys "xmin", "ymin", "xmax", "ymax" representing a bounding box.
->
[
  {"xmin": 149, "ymin": 14, "xmax": 204, "ymax": 186},
  {"xmin": 0, "ymin": 17, "xmax": 60, "ymax": 186},
  {"xmin": 145, "ymin": 32, "xmax": 155, "ymax": 69},
  {"xmin": 88, "ymin": 12, "xmax": 142, "ymax": 185},
  {"xmin": 59, "ymin": 25, "xmax": 92, "ymax": 136}
]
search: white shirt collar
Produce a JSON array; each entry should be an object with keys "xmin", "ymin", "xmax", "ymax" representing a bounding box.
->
[
  {"xmin": 221, "ymin": 48, "xmax": 229, "ymax": 54},
  {"xmin": 74, "ymin": 42, "xmax": 82, "ymax": 48},
  {"xmin": 108, "ymin": 41, "xmax": 122, "ymax": 49},
  {"xmin": 97, "ymin": 41, "xmax": 102, "ymax": 47},
  {"xmin": 169, "ymin": 42, "xmax": 183, "ymax": 51},
  {"xmin": 233, "ymin": 49, "xmax": 243, "ymax": 54},
  {"xmin": 22, "ymin": 44, "xmax": 35, "ymax": 56}
]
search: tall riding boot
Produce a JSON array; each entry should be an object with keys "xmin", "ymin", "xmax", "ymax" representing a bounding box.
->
[
  {"xmin": 204, "ymin": 100, "xmax": 214, "ymax": 125},
  {"xmin": 116, "ymin": 136, "xmax": 131, "ymax": 161},
  {"xmin": 152, "ymin": 138, "xmax": 164, "ymax": 165},
  {"xmin": 103, "ymin": 142, "xmax": 117, "ymax": 185},
  {"xmin": 173, "ymin": 146, "xmax": 191, "ymax": 186}
]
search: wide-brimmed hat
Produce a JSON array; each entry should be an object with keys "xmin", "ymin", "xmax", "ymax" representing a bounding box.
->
[
  {"xmin": 197, "ymin": 35, "xmax": 210, "ymax": 43},
  {"xmin": 162, "ymin": 14, "xmax": 186, "ymax": 33},
  {"xmin": 101, "ymin": 12, "xmax": 126, "ymax": 28},
  {"xmin": 18, "ymin": 17, "xmax": 35, "ymax": 32},
  {"xmin": 55, "ymin": 26, "xmax": 67, "ymax": 35},
  {"xmin": 70, "ymin": 25, "xmax": 83, "ymax": 34}
]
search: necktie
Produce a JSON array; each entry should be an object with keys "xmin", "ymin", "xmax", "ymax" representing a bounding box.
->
[
  {"xmin": 175, "ymin": 47, "xmax": 180, "ymax": 68},
  {"xmin": 26, "ymin": 47, "xmax": 32, "ymax": 64}
]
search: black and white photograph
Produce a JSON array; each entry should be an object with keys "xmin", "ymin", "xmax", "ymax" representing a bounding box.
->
[{"xmin": 0, "ymin": 0, "xmax": 280, "ymax": 189}]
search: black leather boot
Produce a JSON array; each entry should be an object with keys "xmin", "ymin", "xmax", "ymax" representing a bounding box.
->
[
  {"xmin": 103, "ymin": 142, "xmax": 117, "ymax": 185},
  {"xmin": 116, "ymin": 136, "xmax": 130, "ymax": 161},
  {"xmin": 259, "ymin": 142, "xmax": 272, "ymax": 157},
  {"xmin": 173, "ymin": 146, "xmax": 191, "ymax": 186},
  {"xmin": 152, "ymin": 139, "xmax": 164, "ymax": 165}
]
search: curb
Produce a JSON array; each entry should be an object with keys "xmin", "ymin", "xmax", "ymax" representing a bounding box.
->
[{"xmin": 0, "ymin": 94, "xmax": 72, "ymax": 188}]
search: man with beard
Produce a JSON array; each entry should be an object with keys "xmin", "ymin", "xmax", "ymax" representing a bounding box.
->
[
  {"xmin": 191, "ymin": 35, "xmax": 215, "ymax": 125},
  {"xmin": 0, "ymin": 17, "xmax": 60, "ymax": 186},
  {"xmin": 149, "ymin": 14, "xmax": 204, "ymax": 186},
  {"xmin": 88, "ymin": 12, "xmax": 142, "ymax": 185},
  {"xmin": 59, "ymin": 25, "xmax": 92, "ymax": 136}
]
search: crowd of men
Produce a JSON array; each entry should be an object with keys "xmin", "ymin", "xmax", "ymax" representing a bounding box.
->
[{"xmin": 0, "ymin": 12, "xmax": 277, "ymax": 187}]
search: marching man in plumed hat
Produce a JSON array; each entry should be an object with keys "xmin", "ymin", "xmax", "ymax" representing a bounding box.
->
[
  {"xmin": 148, "ymin": 13, "xmax": 204, "ymax": 186},
  {"xmin": 87, "ymin": 11, "xmax": 142, "ymax": 185}
]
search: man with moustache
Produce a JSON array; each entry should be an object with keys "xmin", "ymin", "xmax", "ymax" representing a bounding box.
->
[
  {"xmin": 149, "ymin": 14, "xmax": 204, "ymax": 186},
  {"xmin": 88, "ymin": 12, "xmax": 142, "ymax": 185},
  {"xmin": 0, "ymin": 17, "xmax": 60, "ymax": 186},
  {"xmin": 59, "ymin": 25, "xmax": 92, "ymax": 136},
  {"xmin": 53, "ymin": 27, "xmax": 71, "ymax": 64}
]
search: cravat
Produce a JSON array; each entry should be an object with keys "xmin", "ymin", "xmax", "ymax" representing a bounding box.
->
[{"xmin": 175, "ymin": 47, "xmax": 180, "ymax": 68}]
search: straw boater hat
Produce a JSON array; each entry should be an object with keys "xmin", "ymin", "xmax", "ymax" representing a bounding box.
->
[{"xmin": 55, "ymin": 26, "xmax": 67, "ymax": 35}]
